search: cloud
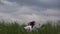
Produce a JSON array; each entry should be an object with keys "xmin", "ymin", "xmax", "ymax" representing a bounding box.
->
[
  {"xmin": 0, "ymin": 0, "xmax": 18, "ymax": 6},
  {"xmin": 40, "ymin": 9, "xmax": 60, "ymax": 16},
  {"xmin": 0, "ymin": 0, "xmax": 19, "ymax": 14},
  {"xmin": 8, "ymin": 0, "xmax": 60, "ymax": 9},
  {"xmin": 39, "ymin": 0, "xmax": 60, "ymax": 8},
  {"xmin": 0, "ymin": 0, "xmax": 60, "ymax": 24}
]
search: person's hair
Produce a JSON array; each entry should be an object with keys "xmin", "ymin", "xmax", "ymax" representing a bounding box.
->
[{"xmin": 28, "ymin": 21, "xmax": 35, "ymax": 28}]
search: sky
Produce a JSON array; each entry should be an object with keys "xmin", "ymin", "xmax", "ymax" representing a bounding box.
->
[{"xmin": 0, "ymin": 0, "xmax": 60, "ymax": 24}]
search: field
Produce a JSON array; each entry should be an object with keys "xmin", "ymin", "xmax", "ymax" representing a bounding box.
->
[{"xmin": 0, "ymin": 21, "xmax": 60, "ymax": 34}]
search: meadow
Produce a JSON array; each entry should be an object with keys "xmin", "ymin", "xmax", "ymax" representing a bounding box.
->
[{"xmin": 0, "ymin": 21, "xmax": 60, "ymax": 34}]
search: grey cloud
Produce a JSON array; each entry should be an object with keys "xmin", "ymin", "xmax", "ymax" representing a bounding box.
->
[
  {"xmin": 0, "ymin": 2, "xmax": 18, "ymax": 14},
  {"xmin": 0, "ymin": 0, "xmax": 60, "ymax": 16},
  {"xmin": 0, "ymin": 0, "xmax": 60, "ymax": 24},
  {"xmin": 8, "ymin": 0, "xmax": 60, "ymax": 9}
]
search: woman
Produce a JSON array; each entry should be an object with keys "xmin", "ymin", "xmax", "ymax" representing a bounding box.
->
[{"xmin": 24, "ymin": 21, "xmax": 35, "ymax": 31}]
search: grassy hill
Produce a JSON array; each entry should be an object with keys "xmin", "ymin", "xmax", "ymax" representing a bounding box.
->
[{"xmin": 0, "ymin": 21, "xmax": 60, "ymax": 34}]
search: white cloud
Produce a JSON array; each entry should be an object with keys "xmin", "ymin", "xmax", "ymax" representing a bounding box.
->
[
  {"xmin": 0, "ymin": 0, "xmax": 18, "ymax": 6},
  {"xmin": 0, "ymin": 0, "xmax": 60, "ymax": 25},
  {"xmin": 11, "ymin": 6, "xmax": 39, "ymax": 15},
  {"xmin": 41, "ymin": 9, "xmax": 60, "ymax": 15},
  {"xmin": 0, "ymin": 5, "xmax": 60, "ymax": 24}
]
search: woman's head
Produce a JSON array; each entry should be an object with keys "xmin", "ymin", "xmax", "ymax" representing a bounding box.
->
[{"xmin": 28, "ymin": 21, "xmax": 35, "ymax": 28}]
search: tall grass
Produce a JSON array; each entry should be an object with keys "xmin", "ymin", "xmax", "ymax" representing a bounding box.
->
[{"xmin": 0, "ymin": 21, "xmax": 60, "ymax": 34}]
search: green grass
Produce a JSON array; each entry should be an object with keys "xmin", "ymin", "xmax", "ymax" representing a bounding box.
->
[{"xmin": 0, "ymin": 21, "xmax": 60, "ymax": 34}]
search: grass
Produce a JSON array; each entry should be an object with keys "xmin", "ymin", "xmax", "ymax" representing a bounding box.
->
[{"xmin": 0, "ymin": 21, "xmax": 60, "ymax": 34}]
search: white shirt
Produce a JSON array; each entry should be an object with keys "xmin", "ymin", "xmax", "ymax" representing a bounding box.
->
[{"xmin": 24, "ymin": 25, "xmax": 32, "ymax": 31}]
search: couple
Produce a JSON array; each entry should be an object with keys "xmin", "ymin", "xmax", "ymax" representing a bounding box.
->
[{"xmin": 24, "ymin": 21, "xmax": 35, "ymax": 31}]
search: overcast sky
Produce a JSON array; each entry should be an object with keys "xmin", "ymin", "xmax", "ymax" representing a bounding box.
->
[{"xmin": 0, "ymin": 0, "xmax": 60, "ymax": 24}]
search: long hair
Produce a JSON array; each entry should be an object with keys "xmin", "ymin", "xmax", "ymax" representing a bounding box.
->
[{"xmin": 28, "ymin": 21, "xmax": 35, "ymax": 28}]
